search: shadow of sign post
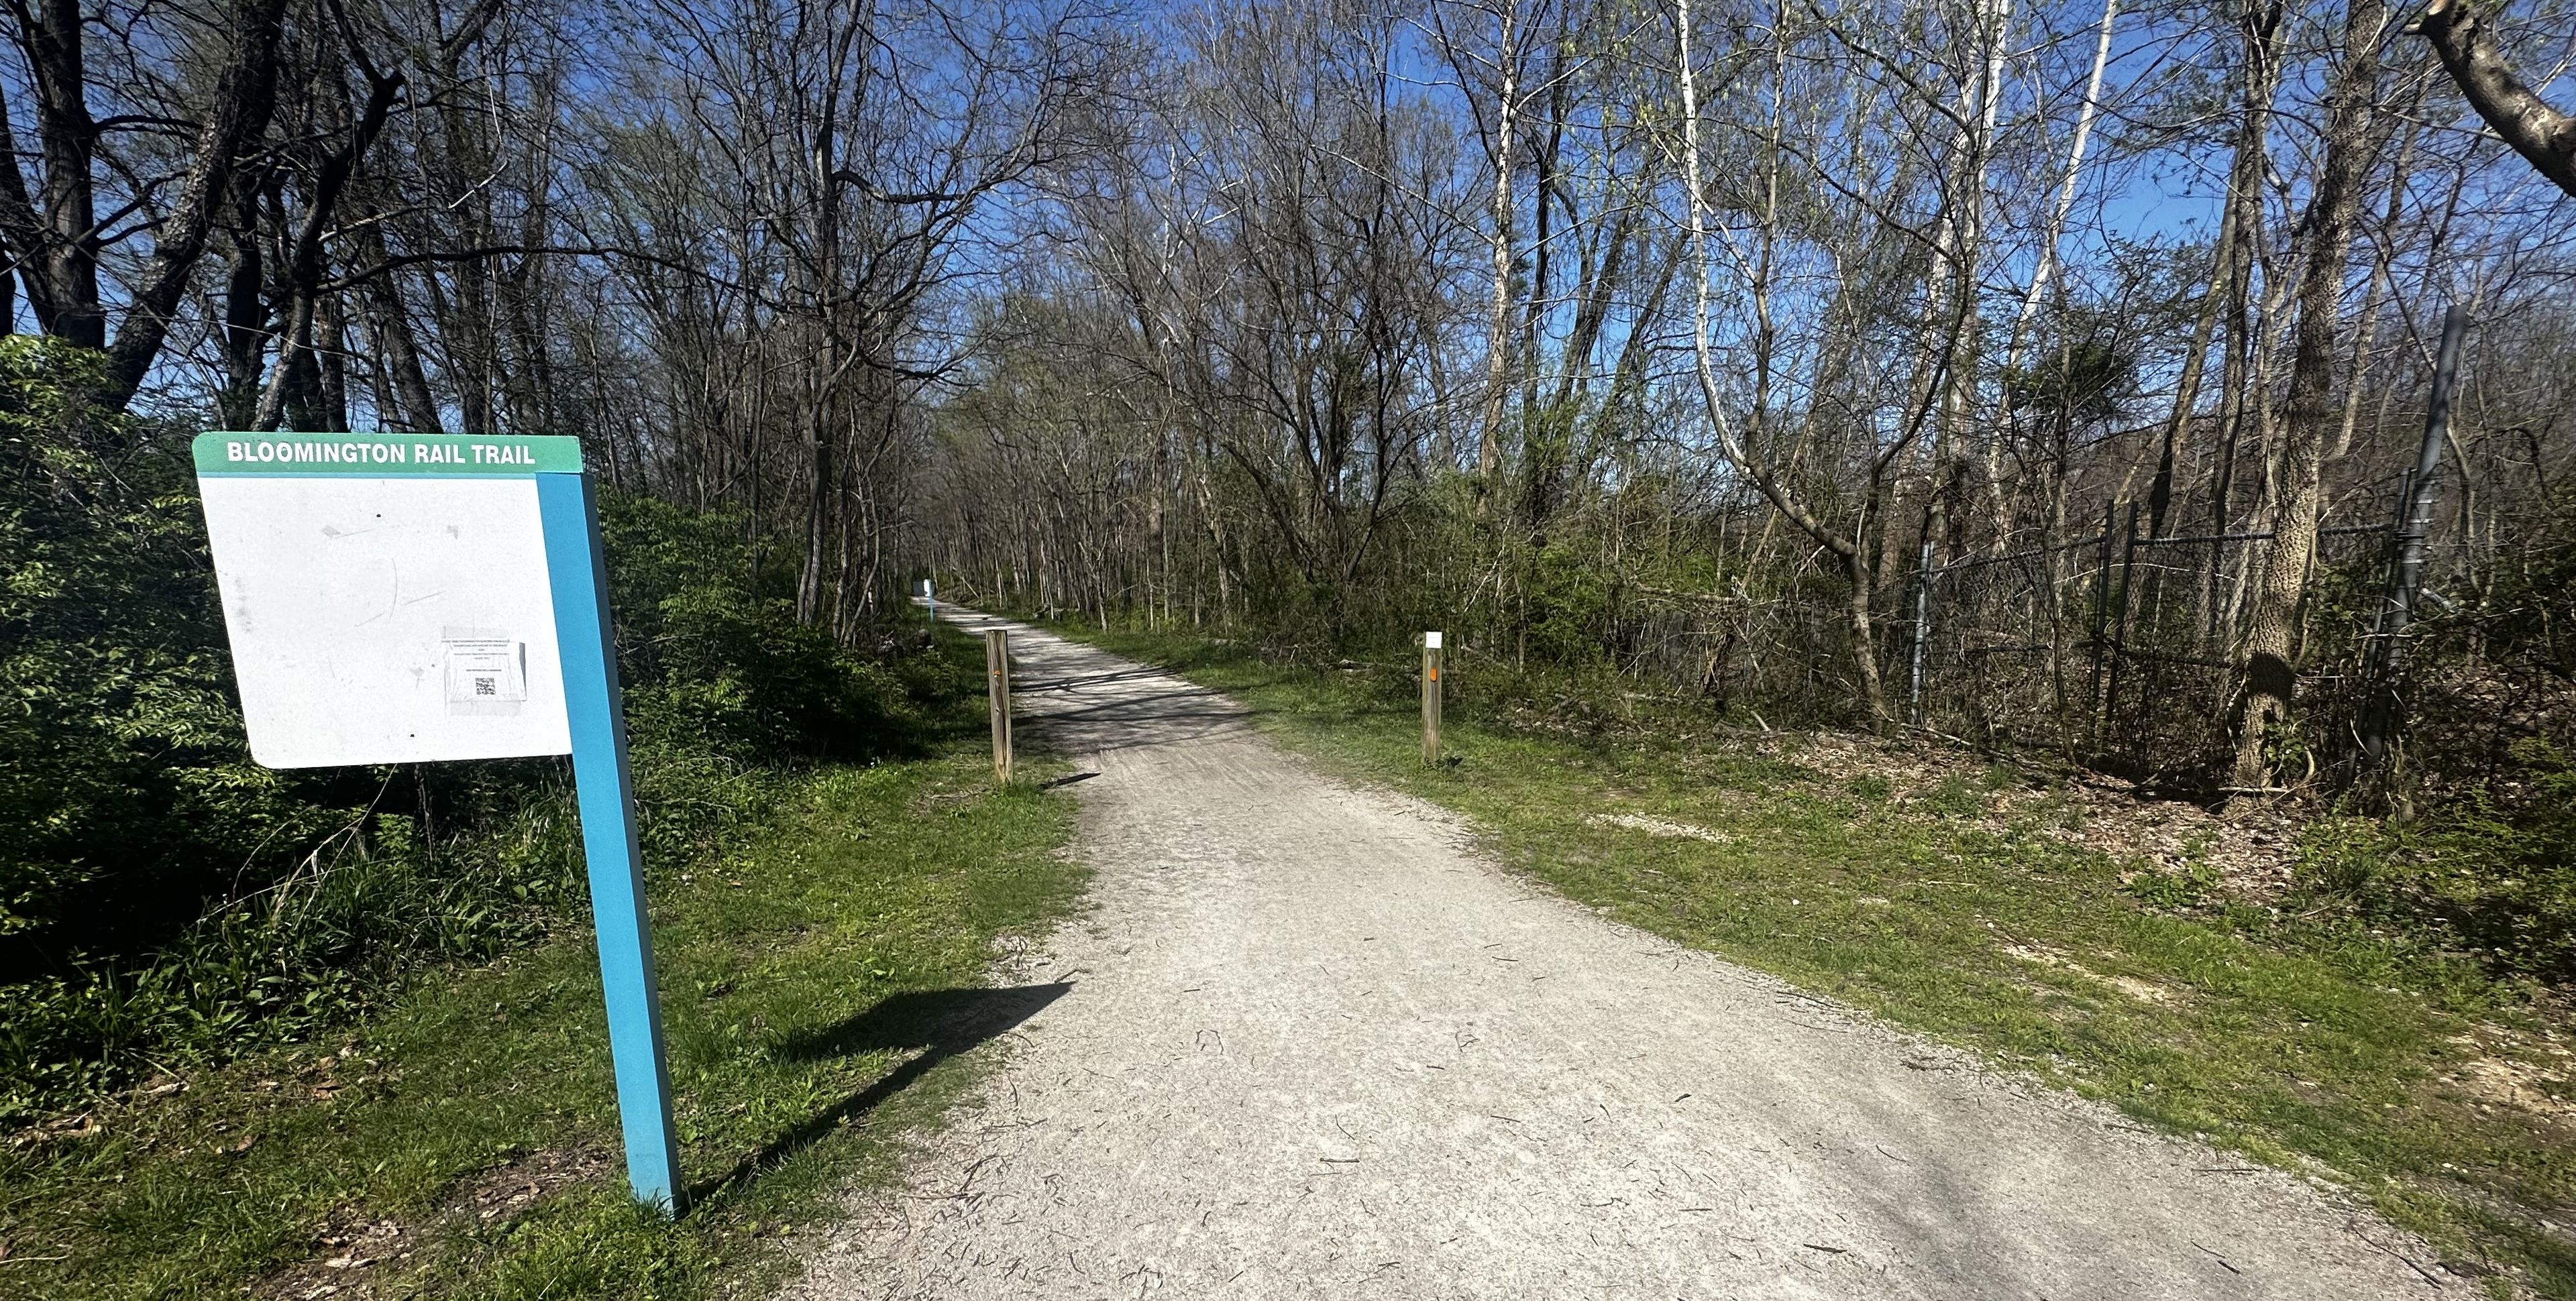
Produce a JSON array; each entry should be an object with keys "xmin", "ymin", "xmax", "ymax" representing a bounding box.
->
[{"xmin": 691, "ymin": 982, "xmax": 1073, "ymax": 1203}]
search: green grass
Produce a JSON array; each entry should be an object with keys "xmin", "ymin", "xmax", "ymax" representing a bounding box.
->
[
  {"xmin": 1, "ymin": 746, "xmax": 1081, "ymax": 1300},
  {"xmin": 1067, "ymin": 624, "xmax": 2576, "ymax": 1299}
]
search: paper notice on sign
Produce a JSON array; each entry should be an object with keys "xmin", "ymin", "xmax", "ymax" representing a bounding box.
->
[{"xmin": 443, "ymin": 630, "xmax": 529, "ymax": 714}]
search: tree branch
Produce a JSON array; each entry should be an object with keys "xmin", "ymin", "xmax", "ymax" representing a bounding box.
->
[
  {"xmin": 2412, "ymin": 0, "xmax": 2576, "ymax": 196},
  {"xmin": 99, "ymin": 0, "xmax": 290, "ymax": 410}
]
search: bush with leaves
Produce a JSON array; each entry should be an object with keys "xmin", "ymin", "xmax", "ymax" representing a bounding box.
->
[
  {"xmin": 0, "ymin": 335, "xmax": 358, "ymax": 976},
  {"xmin": 2298, "ymin": 739, "xmax": 2576, "ymax": 984},
  {"xmin": 0, "ymin": 341, "xmax": 973, "ymax": 1122}
]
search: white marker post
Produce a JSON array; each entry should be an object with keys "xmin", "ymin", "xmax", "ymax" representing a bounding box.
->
[{"xmin": 193, "ymin": 431, "xmax": 683, "ymax": 1212}]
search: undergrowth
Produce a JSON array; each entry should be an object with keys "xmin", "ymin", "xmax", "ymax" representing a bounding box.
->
[
  {"xmin": 1, "ymin": 337, "xmax": 980, "ymax": 1123},
  {"xmin": 1, "ymin": 737, "xmax": 1083, "ymax": 1300}
]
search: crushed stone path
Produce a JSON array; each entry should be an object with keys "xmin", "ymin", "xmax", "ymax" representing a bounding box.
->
[{"xmin": 786, "ymin": 609, "xmax": 2443, "ymax": 1300}]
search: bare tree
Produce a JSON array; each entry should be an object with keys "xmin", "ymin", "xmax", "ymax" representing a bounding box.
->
[
  {"xmin": 0, "ymin": 0, "xmax": 292, "ymax": 410},
  {"xmin": 2232, "ymin": 0, "xmax": 2394, "ymax": 790}
]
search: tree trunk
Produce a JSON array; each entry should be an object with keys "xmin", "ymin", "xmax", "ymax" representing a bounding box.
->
[
  {"xmin": 1473, "ymin": 0, "xmax": 1519, "ymax": 501},
  {"xmin": 217, "ymin": 169, "xmax": 266, "ymax": 429},
  {"xmin": 99, "ymin": 0, "xmax": 290, "ymax": 410},
  {"xmin": 2231, "ymin": 0, "xmax": 2388, "ymax": 790},
  {"xmin": 358, "ymin": 225, "xmax": 443, "ymax": 431},
  {"xmin": 1676, "ymin": 0, "xmax": 1888, "ymax": 722},
  {"xmin": 2147, "ymin": 191, "xmax": 2234, "ymax": 539}
]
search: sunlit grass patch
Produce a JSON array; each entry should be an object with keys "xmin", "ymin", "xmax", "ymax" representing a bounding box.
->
[{"xmin": 2, "ymin": 748, "xmax": 1081, "ymax": 1301}]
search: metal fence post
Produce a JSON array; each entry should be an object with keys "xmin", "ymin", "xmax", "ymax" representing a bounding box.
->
[
  {"xmin": 1909, "ymin": 539, "xmax": 1935, "ymax": 725},
  {"xmin": 2361, "ymin": 303, "xmax": 2467, "ymax": 765},
  {"xmin": 2086, "ymin": 499, "xmax": 2116, "ymax": 733},
  {"xmin": 2100, "ymin": 503, "xmax": 2143, "ymax": 745}
]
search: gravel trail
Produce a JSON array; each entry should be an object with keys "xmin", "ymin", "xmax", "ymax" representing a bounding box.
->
[{"xmin": 786, "ymin": 610, "xmax": 2443, "ymax": 1300}]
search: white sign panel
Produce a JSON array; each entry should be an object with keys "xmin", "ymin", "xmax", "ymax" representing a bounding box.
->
[{"xmin": 195, "ymin": 434, "xmax": 580, "ymax": 768}]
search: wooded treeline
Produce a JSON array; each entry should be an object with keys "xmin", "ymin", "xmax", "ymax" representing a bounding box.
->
[
  {"xmin": 1, "ymin": 0, "xmax": 2571, "ymax": 797},
  {"xmin": 0, "ymin": 0, "xmax": 1114, "ymax": 1109},
  {"xmin": 2, "ymin": 0, "xmax": 1128, "ymax": 640},
  {"xmin": 912, "ymin": 0, "xmax": 2576, "ymax": 799}
]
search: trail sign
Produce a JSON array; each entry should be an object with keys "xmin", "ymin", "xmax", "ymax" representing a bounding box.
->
[{"xmin": 195, "ymin": 432, "xmax": 684, "ymax": 1212}]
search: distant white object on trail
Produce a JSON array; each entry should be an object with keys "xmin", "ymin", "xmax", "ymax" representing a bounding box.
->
[
  {"xmin": 1424, "ymin": 630, "xmax": 1442, "ymax": 648},
  {"xmin": 195, "ymin": 433, "xmax": 577, "ymax": 768}
]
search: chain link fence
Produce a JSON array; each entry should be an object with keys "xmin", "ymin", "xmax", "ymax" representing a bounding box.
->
[{"xmin": 1907, "ymin": 504, "xmax": 2403, "ymax": 787}]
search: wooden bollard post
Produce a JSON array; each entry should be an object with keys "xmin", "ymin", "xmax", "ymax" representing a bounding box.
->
[
  {"xmin": 1421, "ymin": 631, "xmax": 1443, "ymax": 765},
  {"xmin": 985, "ymin": 628, "xmax": 1013, "ymax": 785}
]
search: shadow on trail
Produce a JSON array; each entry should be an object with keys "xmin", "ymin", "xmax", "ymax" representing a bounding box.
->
[
  {"xmin": 1021, "ymin": 686, "xmax": 1230, "ymax": 723},
  {"xmin": 932, "ymin": 605, "xmax": 1254, "ymax": 752},
  {"xmin": 687, "ymin": 982, "xmax": 1071, "ymax": 1208},
  {"xmin": 1013, "ymin": 667, "xmax": 1171, "ymax": 693},
  {"xmin": 1018, "ymin": 693, "xmax": 1248, "ymax": 752}
]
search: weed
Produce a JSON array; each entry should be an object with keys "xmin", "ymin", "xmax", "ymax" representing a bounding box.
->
[
  {"xmin": 1918, "ymin": 775, "xmax": 1990, "ymax": 818},
  {"xmin": 2121, "ymin": 856, "xmax": 2222, "ymax": 909}
]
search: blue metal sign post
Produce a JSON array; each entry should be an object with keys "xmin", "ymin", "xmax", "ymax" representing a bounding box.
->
[{"xmin": 538, "ymin": 469, "xmax": 685, "ymax": 1213}]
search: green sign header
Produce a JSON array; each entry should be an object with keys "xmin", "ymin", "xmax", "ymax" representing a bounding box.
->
[{"xmin": 194, "ymin": 432, "xmax": 583, "ymax": 476}]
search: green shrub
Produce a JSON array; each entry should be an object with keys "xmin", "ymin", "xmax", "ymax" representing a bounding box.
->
[
  {"xmin": 2122, "ymin": 857, "xmax": 2221, "ymax": 910},
  {"xmin": 602, "ymin": 495, "xmax": 960, "ymax": 762},
  {"xmin": 0, "ymin": 796, "xmax": 585, "ymax": 1117},
  {"xmin": 0, "ymin": 341, "xmax": 971, "ymax": 1122},
  {"xmin": 2295, "ymin": 739, "xmax": 2576, "ymax": 982},
  {"xmin": 0, "ymin": 335, "xmax": 352, "ymax": 975}
]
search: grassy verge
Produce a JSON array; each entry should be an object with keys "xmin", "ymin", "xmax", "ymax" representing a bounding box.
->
[
  {"xmin": 1063, "ymin": 623, "xmax": 2576, "ymax": 1299},
  {"xmin": 1, "ymin": 742, "xmax": 1080, "ymax": 1299}
]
